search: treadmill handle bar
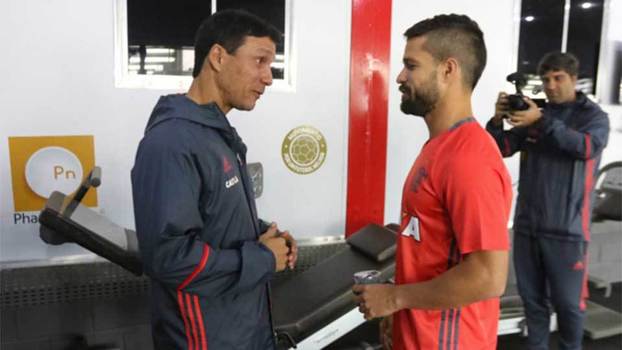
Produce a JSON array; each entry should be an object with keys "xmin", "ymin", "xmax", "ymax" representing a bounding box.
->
[{"xmin": 63, "ymin": 166, "xmax": 102, "ymax": 216}]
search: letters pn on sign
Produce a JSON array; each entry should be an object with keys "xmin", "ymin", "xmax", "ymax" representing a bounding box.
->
[{"xmin": 53, "ymin": 165, "xmax": 77, "ymax": 180}]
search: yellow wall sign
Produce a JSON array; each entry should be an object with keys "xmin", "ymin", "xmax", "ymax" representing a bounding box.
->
[
  {"xmin": 8, "ymin": 135, "xmax": 97, "ymax": 211},
  {"xmin": 281, "ymin": 126, "xmax": 327, "ymax": 175}
]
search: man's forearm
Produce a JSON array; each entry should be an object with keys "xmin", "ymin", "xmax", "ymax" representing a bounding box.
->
[{"xmin": 394, "ymin": 250, "xmax": 508, "ymax": 310}]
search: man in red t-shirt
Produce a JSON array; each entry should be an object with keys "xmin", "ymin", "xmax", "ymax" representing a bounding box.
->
[{"xmin": 353, "ymin": 14, "xmax": 512, "ymax": 350}]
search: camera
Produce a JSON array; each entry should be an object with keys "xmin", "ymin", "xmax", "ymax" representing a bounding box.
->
[
  {"xmin": 506, "ymin": 72, "xmax": 530, "ymax": 111},
  {"xmin": 504, "ymin": 72, "xmax": 547, "ymax": 114}
]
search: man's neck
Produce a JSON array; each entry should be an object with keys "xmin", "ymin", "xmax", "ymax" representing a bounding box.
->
[
  {"xmin": 187, "ymin": 77, "xmax": 231, "ymax": 114},
  {"xmin": 424, "ymin": 90, "xmax": 473, "ymax": 138}
]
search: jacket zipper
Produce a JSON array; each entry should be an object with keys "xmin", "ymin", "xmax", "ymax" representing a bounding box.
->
[{"xmin": 235, "ymin": 152, "xmax": 278, "ymax": 347}]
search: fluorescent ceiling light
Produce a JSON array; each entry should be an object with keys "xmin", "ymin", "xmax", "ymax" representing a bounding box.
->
[{"xmin": 581, "ymin": 2, "xmax": 593, "ymax": 9}]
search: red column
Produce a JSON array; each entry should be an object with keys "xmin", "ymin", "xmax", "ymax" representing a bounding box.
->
[{"xmin": 345, "ymin": 0, "xmax": 392, "ymax": 236}]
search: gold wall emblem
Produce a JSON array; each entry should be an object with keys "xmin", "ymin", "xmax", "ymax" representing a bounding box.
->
[{"xmin": 281, "ymin": 126, "xmax": 327, "ymax": 175}]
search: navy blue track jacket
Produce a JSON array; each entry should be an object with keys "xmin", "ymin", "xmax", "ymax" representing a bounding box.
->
[
  {"xmin": 131, "ymin": 94, "xmax": 276, "ymax": 350},
  {"xmin": 486, "ymin": 92, "xmax": 609, "ymax": 241}
]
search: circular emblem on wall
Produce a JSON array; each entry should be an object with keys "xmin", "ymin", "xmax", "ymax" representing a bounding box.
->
[
  {"xmin": 281, "ymin": 125, "xmax": 327, "ymax": 175},
  {"xmin": 25, "ymin": 146, "xmax": 84, "ymax": 198}
]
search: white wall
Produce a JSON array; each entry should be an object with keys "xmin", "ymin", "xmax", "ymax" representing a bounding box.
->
[
  {"xmin": 233, "ymin": 0, "xmax": 352, "ymax": 238},
  {"xmin": 1, "ymin": 0, "xmax": 619, "ymax": 264},
  {"xmin": 0, "ymin": 0, "xmax": 352, "ymax": 263},
  {"xmin": 384, "ymin": 0, "xmax": 520, "ymax": 224}
]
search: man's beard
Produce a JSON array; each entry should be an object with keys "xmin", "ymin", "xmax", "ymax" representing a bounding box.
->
[{"xmin": 399, "ymin": 77, "xmax": 439, "ymax": 117}]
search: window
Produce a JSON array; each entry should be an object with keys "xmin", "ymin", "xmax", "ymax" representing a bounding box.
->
[
  {"xmin": 516, "ymin": 0, "xmax": 605, "ymax": 97},
  {"xmin": 115, "ymin": 0, "xmax": 290, "ymax": 89},
  {"xmin": 567, "ymin": 0, "xmax": 604, "ymax": 89}
]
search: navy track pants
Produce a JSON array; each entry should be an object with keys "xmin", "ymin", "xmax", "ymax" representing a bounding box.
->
[{"xmin": 513, "ymin": 233, "xmax": 589, "ymax": 350}]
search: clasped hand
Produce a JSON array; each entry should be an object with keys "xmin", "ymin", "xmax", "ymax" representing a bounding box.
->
[{"xmin": 259, "ymin": 223, "xmax": 298, "ymax": 271}]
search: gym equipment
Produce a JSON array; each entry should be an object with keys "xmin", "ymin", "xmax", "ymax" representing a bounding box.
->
[
  {"xmin": 38, "ymin": 167, "xmax": 142, "ymax": 276},
  {"xmin": 593, "ymin": 161, "xmax": 622, "ymax": 222},
  {"xmin": 37, "ymin": 167, "xmax": 535, "ymax": 349}
]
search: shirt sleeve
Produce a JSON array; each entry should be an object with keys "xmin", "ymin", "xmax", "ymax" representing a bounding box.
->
[
  {"xmin": 440, "ymin": 153, "xmax": 512, "ymax": 255},
  {"xmin": 131, "ymin": 126, "xmax": 275, "ymax": 298}
]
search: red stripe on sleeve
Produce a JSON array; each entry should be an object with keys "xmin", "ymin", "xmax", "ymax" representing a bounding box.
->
[
  {"xmin": 177, "ymin": 290, "xmax": 194, "ymax": 350},
  {"xmin": 579, "ymin": 252, "xmax": 590, "ymax": 311},
  {"xmin": 581, "ymin": 134, "xmax": 593, "ymax": 241},
  {"xmin": 185, "ymin": 293, "xmax": 200, "ymax": 350},
  {"xmin": 175, "ymin": 244, "xmax": 210, "ymax": 349},
  {"xmin": 193, "ymin": 295, "xmax": 208, "ymax": 350},
  {"xmin": 178, "ymin": 244, "xmax": 211, "ymax": 290},
  {"xmin": 503, "ymin": 136, "xmax": 511, "ymax": 156}
]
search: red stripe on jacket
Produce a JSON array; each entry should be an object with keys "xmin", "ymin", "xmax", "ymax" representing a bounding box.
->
[
  {"xmin": 186, "ymin": 293, "xmax": 200, "ymax": 350},
  {"xmin": 194, "ymin": 294, "xmax": 208, "ymax": 350},
  {"xmin": 176, "ymin": 244, "xmax": 211, "ymax": 349},
  {"xmin": 582, "ymin": 134, "xmax": 593, "ymax": 241},
  {"xmin": 177, "ymin": 291, "xmax": 194, "ymax": 350},
  {"xmin": 179, "ymin": 244, "xmax": 211, "ymax": 290},
  {"xmin": 503, "ymin": 136, "xmax": 511, "ymax": 156}
]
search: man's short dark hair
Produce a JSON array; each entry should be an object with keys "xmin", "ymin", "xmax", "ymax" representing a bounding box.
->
[
  {"xmin": 404, "ymin": 14, "xmax": 486, "ymax": 90},
  {"xmin": 192, "ymin": 9, "xmax": 282, "ymax": 78},
  {"xmin": 537, "ymin": 51, "xmax": 579, "ymax": 77}
]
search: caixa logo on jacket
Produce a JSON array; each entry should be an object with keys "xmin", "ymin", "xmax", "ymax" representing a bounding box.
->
[
  {"xmin": 222, "ymin": 155, "xmax": 239, "ymax": 189},
  {"xmin": 7, "ymin": 135, "xmax": 97, "ymax": 224},
  {"xmin": 225, "ymin": 175, "xmax": 239, "ymax": 189}
]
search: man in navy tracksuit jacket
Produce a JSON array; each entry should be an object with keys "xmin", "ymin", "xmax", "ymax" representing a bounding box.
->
[
  {"xmin": 487, "ymin": 52, "xmax": 609, "ymax": 350},
  {"xmin": 131, "ymin": 10, "xmax": 296, "ymax": 350}
]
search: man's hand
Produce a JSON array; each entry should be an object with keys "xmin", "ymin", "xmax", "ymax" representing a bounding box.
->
[
  {"xmin": 352, "ymin": 284, "xmax": 400, "ymax": 320},
  {"xmin": 508, "ymin": 97, "xmax": 542, "ymax": 127},
  {"xmin": 492, "ymin": 92, "xmax": 510, "ymax": 126},
  {"xmin": 379, "ymin": 315, "xmax": 393, "ymax": 350},
  {"xmin": 277, "ymin": 230, "xmax": 298, "ymax": 269},
  {"xmin": 259, "ymin": 225, "xmax": 289, "ymax": 272}
]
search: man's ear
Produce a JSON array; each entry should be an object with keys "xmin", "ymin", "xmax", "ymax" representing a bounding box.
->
[
  {"xmin": 440, "ymin": 57, "xmax": 459, "ymax": 83},
  {"xmin": 207, "ymin": 44, "xmax": 227, "ymax": 72},
  {"xmin": 437, "ymin": 57, "xmax": 460, "ymax": 84}
]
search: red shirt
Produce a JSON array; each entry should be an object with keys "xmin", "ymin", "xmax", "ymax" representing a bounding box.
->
[{"xmin": 393, "ymin": 118, "xmax": 512, "ymax": 350}]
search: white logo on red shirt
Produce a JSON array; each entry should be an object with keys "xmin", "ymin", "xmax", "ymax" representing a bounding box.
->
[{"xmin": 402, "ymin": 216, "xmax": 421, "ymax": 241}]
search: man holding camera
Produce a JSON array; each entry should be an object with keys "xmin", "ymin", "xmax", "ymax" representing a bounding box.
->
[{"xmin": 486, "ymin": 52, "xmax": 609, "ymax": 350}]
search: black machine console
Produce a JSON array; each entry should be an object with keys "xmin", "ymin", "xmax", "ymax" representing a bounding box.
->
[{"xmin": 38, "ymin": 167, "xmax": 143, "ymax": 275}]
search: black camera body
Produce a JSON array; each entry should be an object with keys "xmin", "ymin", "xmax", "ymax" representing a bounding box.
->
[
  {"xmin": 503, "ymin": 72, "xmax": 547, "ymax": 117},
  {"xmin": 506, "ymin": 72, "xmax": 530, "ymax": 111}
]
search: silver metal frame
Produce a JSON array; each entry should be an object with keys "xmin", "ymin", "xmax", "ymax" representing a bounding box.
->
[
  {"xmin": 562, "ymin": 0, "xmax": 571, "ymax": 52},
  {"xmin": 0, "ymin": 253, "xmax": 105, "ymax": 271},
  {"xmin": 296, "ymin": 235, "xmax": 345, "ymax": 247},
  {"xmin": 596, "ymin": 0, "xmax": 613, "ymax": 102},
  {"xmin": 293, "ymin": 308, "xmax": 366, "ymax": 350},
  {"xmin": 512, "ymin": 0, "xmax": 523, "ymax": 72}
]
